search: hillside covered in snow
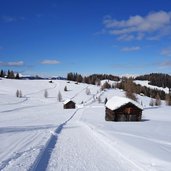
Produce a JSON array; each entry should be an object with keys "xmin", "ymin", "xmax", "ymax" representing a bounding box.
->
[{"xmin": 0, "ymin": 78, "xmax": 171, "ymax": 171}]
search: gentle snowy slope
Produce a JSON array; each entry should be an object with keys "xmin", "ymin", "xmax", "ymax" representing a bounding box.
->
[
  {"xmin": 0, "ymin": 78, "xmax": 171, "ymax": 171},
  {"xmin": 134, "ymin": 80, "xmax": 169, "ymax": 94}
]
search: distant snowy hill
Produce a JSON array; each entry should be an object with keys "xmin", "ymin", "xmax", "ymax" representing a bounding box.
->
[{"xmin": 134, "ymin": 80, "xmax": 169, "ymax": 94}]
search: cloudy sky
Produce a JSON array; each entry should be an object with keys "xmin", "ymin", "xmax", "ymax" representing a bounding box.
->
[{"xmin": 0, "ymin": 0, "xmax": 171, "ymax": 76}]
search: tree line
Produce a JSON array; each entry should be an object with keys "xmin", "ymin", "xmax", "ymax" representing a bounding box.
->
[
  {"xmin": 135, "ymin": 73, "xmax": 171, "ymax": 89},
  {"xmin": 67, "ymin": 72, "xmax": 120, "ymax": 85},
  {"xmin": 116, "ymin": 78, "xmax": 171, "ymax": 106},
  {"xmin": 116, "ymin": 78, "xmax": 166, "ymax": 100},
  {"xmin": 0, "ymin": 69, "xmax": 20, "ymax": 79}
]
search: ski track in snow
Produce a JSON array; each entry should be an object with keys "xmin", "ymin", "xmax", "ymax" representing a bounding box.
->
[
  {"xmin": 29, "ymin": 109, "xmax": 80, "ymax": 171},
  {"xmin": 46, "ymin": 108, "xmax": 145, "ymax": 171},
  {"xmin": 29, "ymin": 88, "xmax": 102, "ymax": 171},
  {"xmin": 28, "ymin": 85, "xmax": 93, "ymax": 171},
  {"xmin": 0, "ymin": 97, "xmax": 28, "ymax": 106},
  {"xmin": 0, "ymin": 131, "xmax": 42, "ymax": 170},
  {"xmin": 0, "ymin": 83, "xmax": 57, "ymax": 113},
  {"xmin": 0, "ymin": 82, "xmax": 57, "ymax": 106},
  {"xmin": 110, "ymin": 131, "xmax": 171, "ymax": 146},
  {"xmin": 81, "ymin": 122, "xmax": 145, "ymax": 171},
  {"xmin": 0, "ymin": 102, "xmax": 57, "ymax": 113}
]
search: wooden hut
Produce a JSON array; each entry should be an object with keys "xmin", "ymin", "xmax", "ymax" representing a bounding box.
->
[
  {"xmin": 63, "ymin": 99, "xmax": 76, "ymax": 109},
  {"xmin": 105, "ymin": 96, "xmax": 143, "ymax": 121}
]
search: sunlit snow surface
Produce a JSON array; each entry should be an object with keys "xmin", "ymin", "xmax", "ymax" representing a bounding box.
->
[{"xmin": 0, "ymin": 78, "xmax": 171, "ymax": 171}]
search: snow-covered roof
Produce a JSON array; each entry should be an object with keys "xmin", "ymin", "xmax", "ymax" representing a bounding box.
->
[
  {"xmin": 105, "ymin": 96, "xmax": 143, "ymax": 111},
  {"xmin": 63, "ymin": 99, "xmax": 75, "ymax": 105}
]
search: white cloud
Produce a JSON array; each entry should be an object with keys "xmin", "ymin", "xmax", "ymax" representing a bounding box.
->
[
  {"xmin": 117, "ymin": 34, "xmax": 135, "ymax": 41},
  {"xmin": 41, "ymin": 59, "xmax": 60, "ymax": 65},
  {"xmin": 121, "ymin": 46, "xmax": 141, "ymax": 52},
  {"xmin": 161, "ymin": 47, "xmax": 171, "ymax": 57},
  {"xmin": 160, "ymin": 61, "xmax": 171, "ymax": 67},
  {"xmin": 1, "ymin": 16, "xmax": 16, "ymax": 22},
  {"xmin": 103, "ymin": 11, "xmax": 171, "ymax": 41},
  {"xmin": 0, "ymin": 61, "xmax": 24, "ymax": 67},
  {"xmin": 1, "ymin": 16, "xmax": 25, "ymax": 23}
]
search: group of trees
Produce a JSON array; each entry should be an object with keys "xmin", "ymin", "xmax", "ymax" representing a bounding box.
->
[
  {"xmin": 101, "ymin": 81, "xmax": 113, "ymax": 90},
  {"xmin": 0, "ymin": 69, "xmax": 20, "ymax": 79},
  {"xmin": 44, "ymin": 89, "xmax": 62, "ymax": 102},
  {"xmin": 116, "ymin": 78, "xmax": 166, "ymax": 100},
  {"xmin": 165, "ymin": 94, "xmax": 171, "ymax": 106},
  {"xmin": 135, "ymin": 73, "xmax": 171, "ymax": 89},
  {"xmin": 16, "ymin": 90, "xmax": 22, "ymax": 98},
  {"xmin": 116, "ymin": 78, "xmax": 171, "ymax": 105},
  {"xmin": 149, "ymin": 95, "xmax": 161, "ymax": 106},
  {"xmin": 67, "ymin": 72, "xmax": 120, "ymax": 85}
]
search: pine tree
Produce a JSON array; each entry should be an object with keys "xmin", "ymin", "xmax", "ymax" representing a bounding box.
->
[
  {"xmin": 155, "ymin": 94, "xmax": 161, "ymax": 106},
  {"xmin": 0, "ymin": 70, "xmax": 4, "ymax": 77},
  {"xmin": 104, "ymin": 98, "xmax": 108, "ymax": 104},
  {"xmin": 16, "ymin": 90, "xmax": 20, "ymax": 97},
  {"xmin": 64, "ymin": 86, "xmax": 67, "ymax": 91},
  {"xmin": 86, "ymin": 87, "xmax": 91, "ymax": 95},
  {"xmin": 101, "ymin": 81, "xmax": 111, "ymax": 90},
  {"xmin": 44, "ymin": 89, "xmax": 48, "ymax": 98},
  {"xmin": 165, "ymin": 94, "xmax": 171, "ymax": 106},
  {"xmin": 19, "ymin": 90, "xmax": 22, "ymax": 98},
  {"xmin": 149, "ymin": 98, "xmax": 154, "ymax": 106},
  {"xmin": 7, "ymin": 70, "xmax": 15, "ymax": 79},
  {"xmin": 15, "ymin": 73, "xmax": 20, "ymax": 79},
  {"xmin": 97, "ymin": 96, "xmax": 101, "ymax": 103},
  {"xmin": 141, "ymin": 101, "xmax": 143, "ymax": 106},
  {"xmin": 124, "ymin": 78, "xmax": 137, "ymax": 101},
  {"xmin": 57, "ymin": 91, "xmax": 62, "ymax": 102}
]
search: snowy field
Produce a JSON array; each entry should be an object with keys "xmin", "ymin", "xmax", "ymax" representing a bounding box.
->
[{"xmin": 0, "ymin": 78, "xmax": 171, "ymax": 171}]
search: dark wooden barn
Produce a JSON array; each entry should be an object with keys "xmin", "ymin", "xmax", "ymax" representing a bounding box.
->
[
  {"xmin": 105, "ymin": 96, "xmax": 143, "ymax": 122},
  {"xmin": 63, "ymin": 99, "xmax": 76, "ymax": 109}
]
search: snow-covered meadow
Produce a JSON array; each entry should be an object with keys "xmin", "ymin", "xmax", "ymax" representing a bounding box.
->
[{"xmin": 0, "ymin": 78, "xmax": 171, "ymax": 171}]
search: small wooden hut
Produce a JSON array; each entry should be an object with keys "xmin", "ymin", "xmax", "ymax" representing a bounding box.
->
[
  {"xmin": 105, "ymin": 96, "xmax": 143, "ymax": 121},
  {"xmin": 63, "ymin": 99, "xmax": 76, "ymax": 109}
]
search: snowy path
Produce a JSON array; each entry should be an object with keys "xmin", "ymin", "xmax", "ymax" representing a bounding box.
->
[
  {"xmin": 29, "ymin": 109, "xmax": 79, "ymax": 171},
  {"xmin": 45, "ymin": 108, "xmax": 144, "ymax": 171}
]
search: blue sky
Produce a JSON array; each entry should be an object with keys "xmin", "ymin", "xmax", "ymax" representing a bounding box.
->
[{"xmin": 0, "ymin": 0, "xmax": 171, "ymax": 77}]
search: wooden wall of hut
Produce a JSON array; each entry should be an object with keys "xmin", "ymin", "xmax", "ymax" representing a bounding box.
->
[
  {"xmin": 64, "ymin": 101, "xmax": 75, "ymax": 109},
  {"xmin": 105, "ymin": 103, "xmax": 142, "ymax": 122}
]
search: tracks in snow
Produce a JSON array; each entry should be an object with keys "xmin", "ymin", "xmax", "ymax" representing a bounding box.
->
[
  {"xmin": 46, "ymin": 118, "xmax": 146, "ymax": 171},
  {"xmin": 0, "ymin": 83, "xmax": 57, "ymax": 113},
  {"xmin": 29, "ymin": 109, "xmax": 80, "ymax": 171},
  {"xmin": 111, "ymin": 130, "xmax": 171, "ymax": 146},
  {"xmin": 30, "ymin": 107, "xmax": 146, "ymax": 171}
]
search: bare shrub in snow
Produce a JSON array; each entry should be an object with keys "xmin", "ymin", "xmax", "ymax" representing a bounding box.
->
[
  {"xmin": 165, "ymin": 94, "xmax": 171, "ymax": 106},
  {"xmin": 86, "ymin": 87, "xmax": 91, "ymax": 95},
  {"xmin": 155, "ymin": 94, "xmax": 161, "ymax": 106},
  {"xmin": 149, "ymin": 98, "xmax": 154, "ymax": 106},
  {"xmin": 97, "ymin": 96, "xmax": 101, "ymax": 103}
]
